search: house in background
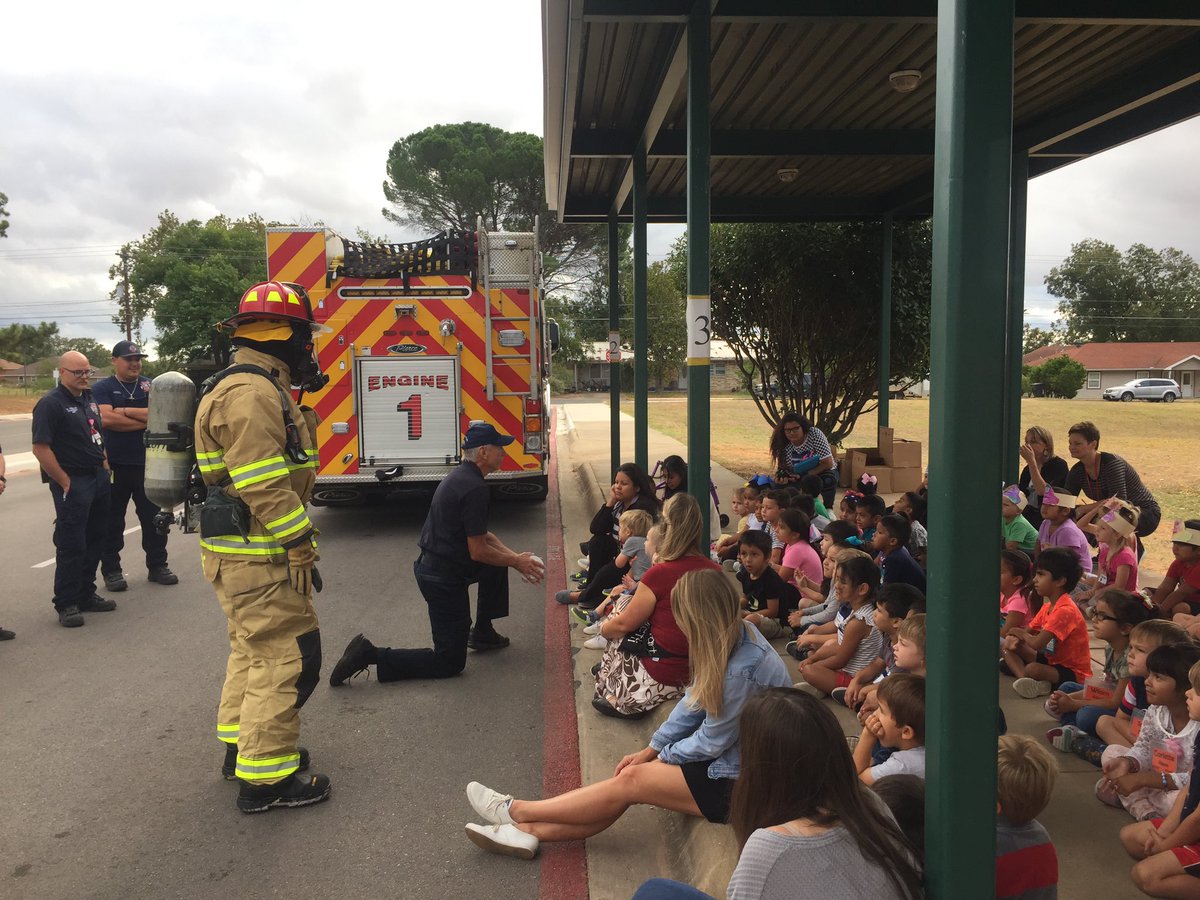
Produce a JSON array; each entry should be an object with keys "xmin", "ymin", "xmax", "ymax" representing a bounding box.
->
[
  {"xmin": 565, "ymin": 340, "xmax": 743, "ymax": 392},
  {"xmin": 1023, "ymin": 342, "xmax": 1200, "ymax": 400}
]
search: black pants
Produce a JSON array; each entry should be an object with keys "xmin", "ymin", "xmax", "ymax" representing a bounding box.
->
[
  {"xmin": 577, "ymin": 560, "xmax": 629, "ymax": 609},
  {"xmin": 375, "ymin": 558, "xmax": 510, "ymax": 681},
  {"xmin": 49, "ymin": 471, "xmax": 110, "ymax": 611},
  {"xmin": 102, "ymin": 464, "xmax": 168, "ymax": 574},
  {"xmin": 585, "ymin": 533, "xmax": 620, "ymax": 582}
]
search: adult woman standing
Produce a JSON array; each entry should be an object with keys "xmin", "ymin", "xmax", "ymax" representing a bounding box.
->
[
  {"xmin": 1064, "ymin": 421, "xmax": 1161, "ymax": 542},
  {"xmin": 770, "ymin": 413, "xmax": 838, "ymax": 508},
  {"xmin": 1017, "ymin": 425, "xmax": 1070, "ymax": 530},
  {"xmin": 579, "ymin": 462, "xmax": 659, "ymax": 585},
  {"xmin": 593, "ymin": 492, "xmax": 717, "ymax": 719},
  {"xmin": 462, "ymin": 567, "xmax": 791, "ymax": 859}
]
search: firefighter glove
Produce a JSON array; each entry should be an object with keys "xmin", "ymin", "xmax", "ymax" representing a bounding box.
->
[{"xmin": 288, "ymin": 539, "xmax": 319, "ymax": 596}]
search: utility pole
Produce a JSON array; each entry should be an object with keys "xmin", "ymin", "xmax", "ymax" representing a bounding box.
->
[{"xmin": 120, "ymin": 248, "xmax": 132, "ymax": 340}]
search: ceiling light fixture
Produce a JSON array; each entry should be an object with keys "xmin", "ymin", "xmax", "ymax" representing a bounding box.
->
[{"xmin": 889, "ymin": 69, "xmax": 922, "ymax": 93}]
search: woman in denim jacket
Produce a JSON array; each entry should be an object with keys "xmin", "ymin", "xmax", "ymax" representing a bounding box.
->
[{"xmin": 462, "ymin": 568, "xmax": 792, "ymax": 859}]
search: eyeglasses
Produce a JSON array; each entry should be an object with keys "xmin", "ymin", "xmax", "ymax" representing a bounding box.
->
[
  {"xmin": 783, "ymin": 425, "xmax": 803, "ymax": 433},
  {"xmin": 1092, "ymin": 612, "xmax": 1119, "ymax": 623},
  {"xmin": 61, "ymin": 367, "xmax": 96, "ymax": 377}
]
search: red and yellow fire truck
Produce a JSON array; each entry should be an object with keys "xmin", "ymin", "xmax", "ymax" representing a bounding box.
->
[{"xmin": 265, "ymin": 222, "xmax": 553, "ymax": 504}]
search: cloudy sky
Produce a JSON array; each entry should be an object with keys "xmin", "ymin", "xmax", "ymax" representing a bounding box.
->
[{"xmin": 2, "ymin": 2, "xmax": 1198, "ymax": 356}]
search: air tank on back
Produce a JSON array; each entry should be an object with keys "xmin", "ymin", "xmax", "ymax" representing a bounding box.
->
[{"xmin": 144, "ymin": 371, "xmax": 198, "ymax": 513}]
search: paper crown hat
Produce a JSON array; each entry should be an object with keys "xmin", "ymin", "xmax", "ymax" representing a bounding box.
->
[
  {"xmin": 1041, "ymin": 486, "xmax": 1078, "ymax": 509},
  {"xmin": 1173, "ymin": 520, "xmax": 1200, "ymax": 548},
  {"xmin": 1100, "ymin": 505, "xmax": 1137, "ymax": 538},
  {"xmin": 1002, "ymin": 485, "xmax": 1027, "ymax": 510}
]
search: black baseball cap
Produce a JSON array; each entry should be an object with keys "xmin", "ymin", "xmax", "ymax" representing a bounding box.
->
[
  {"xmin": 463, "ymin": 422, "xmax": 515, "ymax": 450},
  {"xmin": 112, "ymin": 340, "xmax": 147, "ymax": 359}
]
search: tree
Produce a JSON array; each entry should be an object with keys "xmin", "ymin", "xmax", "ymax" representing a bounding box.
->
[
  {"xmin": 1022, "ymin": 323, "xmax": 1062, "ymax": 355},
  {"xmin": 644, "ymin": 261, "xmax": 686, "ymax": 390},
  {"xmin": 1029, "ymin": 355, "xmax": 1087, "ymax": 398},
  {"xmin": 0, "ymin": 191, "xmax": 9, "ymax": 238},
  {"xmin": 677, "ymin": 221, "xmax": 932, "ymax": 445},
  {"xmin": 55, "ymin": 337, "xmax": 111, "ymax": 368},
  {"xmin": 381, "ymin": 122, "xmax": 605, "ymax": 295},
  {"xmin": 1046, "ymin": 239, "xmax": 1200, "ymax": 342},
  {"xmin": 118, "ymin": 212, "xmax": 268, "ymax": 366},
  {"xmin": 0, "ymin": 322, "xmax": 61, "ymax": 364}
]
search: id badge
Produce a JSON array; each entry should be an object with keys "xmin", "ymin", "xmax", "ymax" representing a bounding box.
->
[{"xmin": 1130, "ymin": 708, "xmax": 1146, "ymax": 740}]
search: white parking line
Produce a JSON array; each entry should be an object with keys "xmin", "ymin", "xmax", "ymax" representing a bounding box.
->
[{"xmin": 31, "ymin": 525, "xmax": 142, "ymax": 568}]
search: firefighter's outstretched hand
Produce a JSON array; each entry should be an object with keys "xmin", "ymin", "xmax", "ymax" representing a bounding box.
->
[
  {"xmin": 288, "ymin": 541, "xmax": 319, "ymax": 595},
  {"xmin": 517, "ymin": 552, "xmax": 545, "ymax": 586}
]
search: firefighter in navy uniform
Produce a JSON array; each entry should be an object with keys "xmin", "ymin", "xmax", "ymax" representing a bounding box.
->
[{"xmin": 195, "ymin": 280, "xmax": 331, "ymax": 813}]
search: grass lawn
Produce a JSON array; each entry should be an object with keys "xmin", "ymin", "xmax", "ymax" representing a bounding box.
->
[
  {"xmin": 616, "ymin": 395, "xmax": 1200, "ymax": 575},
  {"xmin": 0, "ymin": 387, "xmax": 41, "ymax": 415}
]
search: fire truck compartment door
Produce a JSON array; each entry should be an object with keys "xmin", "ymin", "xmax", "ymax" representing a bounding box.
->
[{"xmin": 356, "ymin": 357, "xmax": 460, "ymax": 463}]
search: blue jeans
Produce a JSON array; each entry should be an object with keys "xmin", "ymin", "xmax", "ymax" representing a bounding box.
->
[
  {"xmin": 632, "ymin": 879, "xmax": 715, "ymax": 900},
  {"xmin": 1056, "ymin": 681, "xmax": 1109, "ymax": 736}
]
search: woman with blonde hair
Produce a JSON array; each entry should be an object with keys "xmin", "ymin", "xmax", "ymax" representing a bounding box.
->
[
  {"xmin": 462, "ymin": 568, "xmax": 792, "ymax": 859},
  {"xmin": 590, "ymin": 492, "xmax": 719, "ymax": 719},
  {"xmin": 1018, "ymin": 424, "xmax": 1069, "ymax": 529}
]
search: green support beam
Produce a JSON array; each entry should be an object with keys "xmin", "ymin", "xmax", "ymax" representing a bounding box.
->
[
  {"xmin": 633, "ymin": 142, "xmax": 650, "ymax": 473},
  {"xmin": 878, "ymin": 213, "xmax": 893, "ymax": 428},
  {"xmin": 608, "ymin": 213, "xmax": 622, "ymax": 476},
  {"xmin": 1004, "ymin": 154, "xmax": 1030, "ymax": 483},
  {"xmin": 686, "ymin": 1, "xmax": 712, "ymax": 542},
  {"xmin": 925, "ymin": 0, "xmax": 1014, "ymax": 896}
]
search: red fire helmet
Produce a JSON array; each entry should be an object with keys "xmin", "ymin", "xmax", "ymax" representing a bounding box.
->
[{"xmin": 223, "ymin": 281, "xmax": 319, "ymax": 330}]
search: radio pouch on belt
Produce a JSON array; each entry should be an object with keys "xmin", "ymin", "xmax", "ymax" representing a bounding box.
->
[{"xmin": 199, "ymin": 483, "xmax": 253, "ymax": 543}]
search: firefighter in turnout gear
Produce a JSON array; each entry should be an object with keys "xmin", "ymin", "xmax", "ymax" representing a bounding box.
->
[{"xmin": 196, "ymin": 280, "xmax": 332, "ymax": 813}]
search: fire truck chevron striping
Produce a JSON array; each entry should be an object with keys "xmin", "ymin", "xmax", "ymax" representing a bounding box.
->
[{"xmin": 266, "ymin": 223, "xmax": 550, "ymax": 504}]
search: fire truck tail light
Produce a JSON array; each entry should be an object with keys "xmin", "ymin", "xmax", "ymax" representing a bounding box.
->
[
  {"xmin": 525, "ymin": 398, "xmax": 541, "ymax": 415},
  {"xmin": 524, "ymin": 434, "xmax": 543, "ymax": 453},
  {"xmin": 524, "ymin": 415, "xmax": 542, "ymax": 435}
]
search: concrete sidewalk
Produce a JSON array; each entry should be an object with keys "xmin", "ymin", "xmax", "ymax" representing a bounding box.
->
[{"xmin": 552, "ymin": 399, "xmax": 1136, "ymax": 900}]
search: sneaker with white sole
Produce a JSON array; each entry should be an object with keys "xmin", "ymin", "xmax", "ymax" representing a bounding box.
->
[
  {"xmin": 1012, "ymin": 677, "xmax": 1053, "ymax": 699},
  {"xmin": 465, "ymin": 822, "xmax": 538, "ymax": 860},
  {"xmin": 576, "ymin": 557, "xmax": 590, "ymax": 569},
  {"xmin": 583, "ymin": 622, "xmax": 601, "ymax": 636},
  {"xmin": 466, "ymin": 781, "xmax": 515, "ymax": 825},
  {"xmin": 583, "ymin": 635, "xmax": 607, "ymax": 650}
]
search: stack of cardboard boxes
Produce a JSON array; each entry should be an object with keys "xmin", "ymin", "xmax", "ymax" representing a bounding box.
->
[{"xmin": 838, "ymin": 426, "xmax": 923, "ymax": 495}]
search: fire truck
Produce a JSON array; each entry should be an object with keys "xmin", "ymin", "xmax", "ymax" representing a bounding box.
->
[{"xmin": 265, "ymin": 221, "xmax": 554, "ymax": 504}]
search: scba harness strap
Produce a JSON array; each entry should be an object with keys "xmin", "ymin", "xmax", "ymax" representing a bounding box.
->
[{"xmin": 200, "ymin": 364, "xmax": 309, "ymax": 465}]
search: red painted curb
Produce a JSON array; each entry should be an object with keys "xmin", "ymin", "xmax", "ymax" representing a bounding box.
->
[{"xmin": 540, "ymin": 407, "xmax": 589, "ymax": 900}]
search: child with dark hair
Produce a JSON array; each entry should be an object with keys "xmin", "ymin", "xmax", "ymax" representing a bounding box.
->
[
  {"xmin": 872, "ymin": 514, "xmax": 926, "ymax": 593},
  {"xmin": 1098, "ymin": 642, "xmax": 1200, "ymax": 821},
  {"xmin": 773, "ymin": 508, "xmax": 822, "ymax": 591},
  {"xmin": 1001, "ymin": 547, "xmax": 1091, "ymax": 698},
  {"xmin": 1097, "ymin": 621, "xmax": 1194, "ymax": 753},
  {"xmin": 1002, "ymin": 485, "xmax": 1039, "ymax": 554},
  {"xmin": 849, "ymin": 494, "xmax": 886, "ymax": 549},
  {"xmin": 996, "ymin": 735, "xmax": 1059, "ymax": 900},
  {"xmin": 854, "ymin": 674, "xmax": 926, "ymax": 784},
  {"xmin": 871, "ymin": 775, "xmax": 925, "ymax": 861},
  {"xmin": 737, "ymin": 530, "xmax": 799, "ymax": 640},
  {"xmin": 794, "ymin": 555, "xmax": 883, "ymax": 697},
  {"xmin": 1000, "ymin": 549, "xmax": 1037, "ymax": 636},
  {"xmin": 791, "ymin": 493, "xmax": 828, "ymax": 536},
  {"xmin": 759, "ymin": 490, "xmax": 788, "ymax": 565},
  {"xmin": 798, "ymin": 473, "xmax": 832, "ymax": 523},
  {"xmin": 786, "ymin": 544, "xmax": 864, "ymax": 650},
  {"xmin": 1034, "ymin": 486, "xmax": 1093, "ymax": 578},
  {"xmin": 892, "ymin": 491, "xmax": 928, "ymax": 568},
  {"xmin": 1155, "ymin": 519, "xmax": 1200, "ymax": 619},
  {"xmin": 838, "ymin": 491, "xmax": 860, "ymax": 525}
]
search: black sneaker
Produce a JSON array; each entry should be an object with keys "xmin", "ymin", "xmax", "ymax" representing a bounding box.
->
[
  {"xmin": 236, "ymin": 773, "xmax": 331, "ymax": 813},
  {"xmin": 223, "ymin": 744, "xmax": 310, "ymax": 780},
  {"xmin": 58, "ymin": 606, "xmax": 85, "ymax": 628},
  {"xmin": 148, "ymin": 566, "xmax": 179, "ymax": 585},
  {"xmin": 468, "ymin": 629, "xmax": 510, "ymax": 652},
  {"xmin": 0, "ymin": 627, "xmax": 14, "ymax": 641},
  {"xmin": 785, "ymin": 641, "xmax": 811, "ymax": 661},
  {"xmin": 79, "ymin": 594, "xmax": 117, "ymax": 612},
  {"xmin": 831, "ymin": 687, "xmax": 848, "ymax": 706},
  {"xmin": 329, "ymin": 633, "xmax": 377, "ymax": 686},
  {"xmin": 103, "ymin": 571, "xmax": 128, "ymax": 592}
]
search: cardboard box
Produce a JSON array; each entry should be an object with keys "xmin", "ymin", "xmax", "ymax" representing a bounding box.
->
[
  {"xmin": 878, "ymin": 426, "xmax": 923, "ymax": 469},
  {"xmin": 848, "ymin": 449, "xmax": 892, "ymax": 495},
  {"xmin": 889, "ymin": 466, "xmax": 923, "ymax": 493},
  {"xmin": 837, "ymin": 451, "xmax": 852, "ymax": 487}
]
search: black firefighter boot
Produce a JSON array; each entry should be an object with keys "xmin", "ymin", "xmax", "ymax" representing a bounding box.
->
[{"xmin": 236, "ymin": 773, "xmax": 332, "ymax": 814}]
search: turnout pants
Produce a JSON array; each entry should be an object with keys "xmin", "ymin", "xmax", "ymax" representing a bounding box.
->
[
  {"xmin": 102, "ymin": 464, "xmax": 168, "ymax": 574},
  {"xmin": 49, "ymin": 471, "xmax": 110, "ymax": 611},
  {"xmin": 205, "ymin": 556, "xmax": 321, "ymax": 785},
  {"xmin": 375, "ymin": 556, "xmax": 509, "ymax": 681}
]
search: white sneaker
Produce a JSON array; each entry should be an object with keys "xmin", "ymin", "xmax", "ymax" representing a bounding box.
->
[
  {"xmin": 582, "ymin": 622, "xmax": 601, "ymax": 636},
  {"xmin": 583, "ymin": 635, "xmax": 607, "ymax": 650},
  {"xmin": 576, "ymin": 557, "xmax": 590, "ymax": 569},
  {"xmin": 466, "ymin": 781, "xmax": 515, "ymax": 825},
  {"xmin": 1012, "ymin": 677, "xmax": 1053, "ymax": 699},
  {"xmin": 465, "ymin": 822, "xmax": 539, "ymax": 860}
]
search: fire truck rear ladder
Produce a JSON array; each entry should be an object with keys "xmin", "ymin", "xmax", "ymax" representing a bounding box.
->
[{"xmin": 480, "ymin": 218, "xmax": 540, "ymax": 402}]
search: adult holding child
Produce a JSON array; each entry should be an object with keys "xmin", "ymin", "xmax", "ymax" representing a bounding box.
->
[
  {"xmin": 1064, "ymin": 421, "xmax": 1162, "ymax": 545},
  {"xmin": 769, "ymin": 412, "xmax": 838, "ymax": 509},
  {"xmin": 575, "ymin": 462, "xmax": 659, "ymax": 586},
  {"xmin": 1018, "ymin": 425, "xmax": 1070, "ymax": 530}
]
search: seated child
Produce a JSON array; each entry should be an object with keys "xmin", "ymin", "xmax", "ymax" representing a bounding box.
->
[
  {"xmin": 794, "ymin": 556, "xmax": 883, "ymax": 696},
  {"xmin": 891, "ymin": 491, "xmax": 928, "ymax": 558},
  {"xmin": 1077, "ymin": 499, "xmax": 1141, "ymax": 603},
  {"xmin": 1001, "ymin": 547, "xmax": 1091, "ymax": 698},
  {"xmin": 872, "ymin": 513, "xmax": 927, "ymax": 594},
  {"xmin": 853, "ymin": 673, "xmax": 926, "ymax": 785},
  {"xmin": 558, "ymin": 508, "xmax": 654, "ymax": 609},
  {"xmin": 1034, "ymin": 486, "xmax": 1093, "ymax": 579},
  {"xmin": 848, "ymin": 494, "xmax": 886, "ymax": 549},
  {"xmin": 714, "ymin": 486, "xmax": 747, "ymax": 561},
  {"xmin": 1000, "ymin": 549, "xmax": 1037, "ymax": 637},
  {"xmin": 791, "ymin": 494, "xmax": 826, "ymax": 544},
  {"xmin": 1119, "ymin": 658, "xmax": 1200, "ymax": 898},
  {"xmin": 1156, "ymin": 519, "xmax": 1200, "ymax": 619},
  {"xmin": 786, "ymin": 543, "xmax": 863, "ymax": 654},
  {"xmin": 577, "ymin": 524, "xmax": 660, "ymax": 649},
  {"xmin": 871, "ymin": 775, "xmax": 925, "ymax": 860},
  {"xmin": 773, "ymin": 508, "xmax": 823, "ymax": 589},
  {"xmin": 857, "ymin": 614, "xmax": 928, "ymax": 723},
  {"xmin": 995, "ymin": 735, "xmax": 1060, "ymax": 900},
  {"xmin": 1097, "ymin": 621, "xmax": 1194, "ymax": 752},
  {"xmin": 844, "ymin": 583, "xmax": 926, "ymax": 710},
  {"xmin": 1046, "ymin": 588, "xmax": 1151, "ymax": 746},
  {"xmin": 758, "ymin": 490, "xmax": 787, "ymax": 565},
  {"xmin": 736, "ymin": 530, "xmax": 799, "ymax": 640},
  {"xmin": 838, "ymin": 490, "xmax": 861, "ymax": 525},
  {"xmin": 799, "ymin": 473, "xmax": 832, "ymax": 526},
  {"xmin": 1002, "ymin": 485, "xmax": 1039, "ymax": 554},
  {"xmin": 1097, "ymin": 642, "xmax": 1200, "ymax": 821}
]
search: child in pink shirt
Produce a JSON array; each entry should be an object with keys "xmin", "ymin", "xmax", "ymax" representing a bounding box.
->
[
  {"xmin": 773, "ymin": 508, "xmax": 823, "ymax": 590},
  {"xmin": 1078, "ymin": 501, "xmax": 1140, "ymax": 603}
]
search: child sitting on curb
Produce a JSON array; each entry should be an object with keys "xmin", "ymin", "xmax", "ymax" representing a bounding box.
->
[
  {"xmin": 872, "ymin": 513, "xmax": 926, "ymax": 593},
  {"xmin": 1001, "ymin": 547, "xmax": 1091, "ymax": 699},
  {"xmin": 1120, "ymin": 658, "xmax": 1200, "ymax": 898},
  {"xmin": 736, "ymin": 530, "xmax": 799, "ymax": 640},
  {"xmin": 1098, "ymin": 642, "xmax": 1200, "ymax": 821},
  {"xmin": 576, "ymin": 525, "xmax": 661, "ymax": 650},
  {"xmin": 1000, "ymin": 549, "xmax": 1037, "ymax": 636},
  {"xmin": 1002, "ymin": 485, "xmax": 1039, "ymax": 554},
  {"xmin": 853, "ymin": 674, "xmax": 926, "ymax": 785},
  {"xmin": 996, "ymin": 735, "xmax": 1060, "ymax": 900},
  {"xmin": 558, "ymin": 508, "xmax": 655, "ymax": 608},
  {"xmin": 1097, "ymin": 621, "xmax": 1194, "ymax": 753},
  {"xmin": 1157, "ymin": 520, "xmax": 1200, "ymax": 620}
]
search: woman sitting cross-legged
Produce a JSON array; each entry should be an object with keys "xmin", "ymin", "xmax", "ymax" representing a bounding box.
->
[{"xmin": 462, "ymin": 567, "xmax": 792, "ymax": 859}]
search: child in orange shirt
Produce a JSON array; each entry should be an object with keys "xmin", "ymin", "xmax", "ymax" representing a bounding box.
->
[{"xmin": 1001, "ymin": 547, "xmax": 1091, "ymax": 699}]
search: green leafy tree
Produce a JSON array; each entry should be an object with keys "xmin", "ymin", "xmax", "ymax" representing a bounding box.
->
[
  {"xmin": 644, "ymin": 261, "xmax": 686, "ymax": 390},
  {"xmin": 0, "ymin": 322, "xmax": 61, "ymax": 364},
  {"xmin": 1023, "ymin": 323, "xmax": 1062, "ymax": 355},
  {"xmin": 118, "ymin": 212, "xmax": 268, "ymax": 366},
  {"xmin": 381, "ymin": 122, "xmax": 605, "ymax": 295},
  {"xmin": 56, "ymin": 337, "xmax": 111, "ymax": 368},
  {"xmin": 1029, "ymin": 355, "xmax": 1087, "ymax": 398},
  {"xmin": 0, "ymin": 191, "xmax": 9, "ymax": 238},
  {"xmin": 1046, "ymin": 240, "xmax": 1200, "ymax": 342},
  {"xmin": 676, "ymin": 221, "xmax": 932, "ymax": 445}
]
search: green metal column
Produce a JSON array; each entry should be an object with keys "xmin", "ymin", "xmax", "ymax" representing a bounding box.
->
[
  {"xmin": 926, "ymin": 0, "xmax": 1014, "ymax": 896},
  {"xmin": 686, "ymin": 1, "xmax": 711, "ymax": 542},
  {"xmin": 878, "ymin": 213, "xmax": 894, "ymax": 428},
  {"xmin": 1003, "ymin": 153, "xmax": 1029, "ymax": 483},
  {"xmin": 633, "ymin": 141, "xmax": 650, "ymax": 473},
  {"xmin": 608, "ymin": 212, "xmax": 621, "ymax": 476}
]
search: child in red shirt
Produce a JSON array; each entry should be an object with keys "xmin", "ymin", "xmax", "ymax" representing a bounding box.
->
[{"xmin": 1157, "ymin": 519, "xmax": 1200, "ymax": 620}]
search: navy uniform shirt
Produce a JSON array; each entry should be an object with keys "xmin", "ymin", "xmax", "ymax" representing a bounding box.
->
[
  {"xmin": 419, "ymin": 460, "xmax": 490, "ymax": 571},
  {"xmin": 32, "ymin": 385, "xmax": 106, "ymax": 477},
  {"xmin": 91, "ymin": 374, "xmax": 151, "ymax": 466}
]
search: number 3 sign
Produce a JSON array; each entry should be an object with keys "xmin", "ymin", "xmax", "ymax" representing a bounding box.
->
[{"xmin": 687, "ymin": 296, "xmax": 711, "ymax": 365}]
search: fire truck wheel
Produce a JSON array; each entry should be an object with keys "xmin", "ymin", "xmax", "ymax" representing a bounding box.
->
[
  {"xmin": 311, "ymin": 488, "xmax": 365, "ymax": 507},
  {"xmin": 491, "ymin": 476, "xmax": 549, "ymax": 503}
]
